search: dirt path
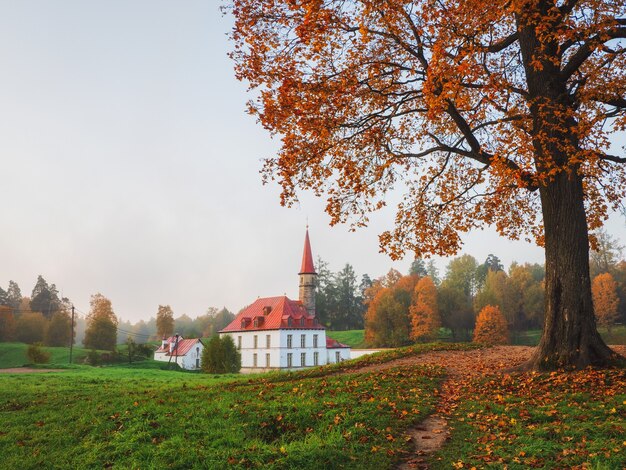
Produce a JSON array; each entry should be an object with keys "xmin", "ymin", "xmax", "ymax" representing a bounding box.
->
[
  {"xmin": 0, "ymin": 368, "xmax": 65, "ymax": 374},
  {"xmin": 343, "ymin": 345, "xmax": 626, "ymax": 469}
]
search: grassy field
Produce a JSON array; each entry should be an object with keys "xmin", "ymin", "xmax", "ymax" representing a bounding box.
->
[
  {"xmin": 0, "ymin": 345, "xmax": 448, "ymax": 469},
  {"xmin": 329, "ymin": 325, "xmax": 626, "ymax": 349},
  {"xmin": 326, "ymin": 330, "xmax": 366, "ymax": 348},
  {"xmin": 0, "ymin": 342, "xmax": 93, "ymax": 368}
]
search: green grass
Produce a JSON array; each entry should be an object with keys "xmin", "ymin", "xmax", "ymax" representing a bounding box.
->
[
  {"xmin": 0, "ymin": 342, "xmax": 94, "ymax": 368},
  {"xmin": 327, "ymin": 329, "xmax": 366, "ymax": 348},
  {"xmin": 431, "ymin": 368, "xmax": 626, "ymax": 469},
  {"xmin": 0, "ymin": 350, "xmax": 446, "ymax": 469}
]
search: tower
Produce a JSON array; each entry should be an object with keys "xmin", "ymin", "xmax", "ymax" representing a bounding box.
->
[{"xmin": 298, "ymin": 228, "xmax": 317, "ymax": 316}]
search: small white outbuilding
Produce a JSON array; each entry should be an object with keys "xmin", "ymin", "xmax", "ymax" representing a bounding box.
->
[{"xmin": 154, "ymin": 336, "xmax": 204, "ymax": 370}]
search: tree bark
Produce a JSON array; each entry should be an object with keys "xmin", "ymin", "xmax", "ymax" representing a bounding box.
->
[
  {"xmin": 516, "ymin": 2, "xmax": 622, "ymax": 369},
  {"xmin": 528, "ymin": 170, "xmax": 617, "ymax": 369}
]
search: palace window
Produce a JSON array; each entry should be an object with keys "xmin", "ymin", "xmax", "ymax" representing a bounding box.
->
[
  {"xmin": 313, "ymin": 334, "xmax": 318, "ymax": 348},
  {"xmin": 253, "ymin": 335, "xmax": 258, "ymax": 349},
  {"xmin": 237, "ymin": 336, "xmax": 242, "ymax": 350},
  {"xmin": 314, "ymin": 352, "xmax": 319, "ymax": 366},
  {"xmin": 266, "ymin": 353, "xmax": 270, "ymax": 367},
  {"xmin": 300, "ymin": 334, "xmax": 306, "ymax": 348},
  {"xmin": 287, "ymin": 353, "xmax": 293, "ymax": 367},
  {"xmin": 253, "ymin": 353, "xmax": 257, "ymax": 367},
  {"xmin": 266, "ymin": 335, "xmax": 271, "ymax": 348},
  {"xmin": 287, "ymin": 334, "xmax": 293, "ymax": 349},
  {"xmin": 301, "ymin": 352, "xmax": 306, "ymax": 367}
]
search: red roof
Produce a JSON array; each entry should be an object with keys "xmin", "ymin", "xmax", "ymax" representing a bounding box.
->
[
  {"xmin": 220, "ymin": 296, "xmax": 324, "ymax": 333},
  {"xmin": 155, "ymin": 337, "xmax": 203, "ymax": 356},
  {"xmin": 326, "ymin": 338, "xmax": 350, "ymax": 349},
  {"xmin": 299, "ymin": 229, "xmax": 316, "ymax": 274}
]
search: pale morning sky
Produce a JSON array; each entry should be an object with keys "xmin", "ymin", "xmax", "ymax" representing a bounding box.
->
[{"xmin": 0, "ymin": 1, "xmax": 624, "ymax": 322}]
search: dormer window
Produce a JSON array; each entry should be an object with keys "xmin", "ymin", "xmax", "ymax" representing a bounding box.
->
[
  {"xmin": 287, "ymin": 317, "xmax": 293, "ymax": 327},
  {"xmin": 253, "ymin": 316, "xmax": 264, "ymax": 327},
  {"xmin": 241, "ymin": 318, "xmax": 251, "ymax": 328},
  {"xmin": 263, "ymin": 306, "xmax": 272, "ymax": 315},
  {"xmin": 300, "ymin": 317, "xmax": 305, "ymax": 327}
]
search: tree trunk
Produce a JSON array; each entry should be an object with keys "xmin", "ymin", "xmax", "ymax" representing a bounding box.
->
[{"xmin": 527, "ymin": 170, "xmax": 617, "ymax": 369}]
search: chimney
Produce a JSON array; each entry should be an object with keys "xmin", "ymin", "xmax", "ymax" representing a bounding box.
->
[{"xmin": 169, "ymin": 334, "xmax": 180, "ymax": 354}]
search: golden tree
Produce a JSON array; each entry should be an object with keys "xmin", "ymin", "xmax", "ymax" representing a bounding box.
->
[
  {"xmin": 230, "ymin": 0, "xmax": 626, "ymax": 368},
  {"xmin": 473, "ymin": 305, "xmax": 509, "ymax": 345},
  {"xmin": 592, "ymin": 273, "xmax": 620, "ymax": 333},
  {"xmin": 410, "ymin": 276, "xmax": 440, "ymax": 341},
  {"xmin": 156, "ymin": 304, "xmax": 175, "ymax": 338},
  {"xmin": 84, "ymin": 293, "xmax": 118, "ymax": 351}
]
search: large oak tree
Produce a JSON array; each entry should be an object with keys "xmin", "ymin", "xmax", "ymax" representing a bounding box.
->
[{"xmin": 229, "ymin": 0, "xmax": 626, "ymax": 368}]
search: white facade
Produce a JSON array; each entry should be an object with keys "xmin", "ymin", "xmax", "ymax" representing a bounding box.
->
[
  {"xmin": 154, "ymin": 339, "xmax": 204, "ymax": 371},
  {"xmin": 222, "ymin": 329, "xmax": 349, "ymax": 372}
]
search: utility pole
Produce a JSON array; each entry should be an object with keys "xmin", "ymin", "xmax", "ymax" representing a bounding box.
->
[{"xmin": 69, "ymin": 305, "xmax": 75, "ymax": 364}]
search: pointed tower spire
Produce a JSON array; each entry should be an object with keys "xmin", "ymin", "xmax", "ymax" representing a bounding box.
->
[
  {"xmin": 299, "ymin": 228, "xmax": 316, "ymax": 275},
  {"xmin": 298, "ymin": 228, "xmax": 317, "ymax": 316}
]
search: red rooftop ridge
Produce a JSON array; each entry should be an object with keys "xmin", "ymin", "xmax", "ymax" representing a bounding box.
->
[
  {"xmin": 220, "ymin": 296, "xmax": 324, "ymax": 333},
  {"xmin": 155, "ymin": 337, "xmax": 203, "ymax": 357},
  {"xmin": 299, "ymin": 229, "xmax": 316, "ymax": 274}
]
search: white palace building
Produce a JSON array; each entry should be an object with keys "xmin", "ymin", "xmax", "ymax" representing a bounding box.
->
[{"xmin": 220, "ymin": 230, "xmax": 350, "ymax": 372}]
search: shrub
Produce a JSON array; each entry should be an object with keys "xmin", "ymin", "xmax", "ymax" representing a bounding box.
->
[
  {"xmin": 85, "ymin": 350, "xmax": 101, "ymax": 366},
  {"xmin": 202, "ymin": 335, "xmax": 241, "ymax": 374},
  {"xmin": 26, "ymin": 343, "xmax": 51, "ymax": 364},
  {"xmin": 473, "ymin": 305, "xmax": 509, "ymax": 345}
]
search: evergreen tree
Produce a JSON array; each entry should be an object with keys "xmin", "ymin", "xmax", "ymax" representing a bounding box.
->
[
  {"xmin": 409, "ymin": 258, "xmax": 428, "ymax": 277},
  {"xmin": 0, "ymin": 286, "xmax": 8, "ymax": 306},
  {"xmin": 7, "ymin": 281, "xmax": 22, "ymax": 313},
  {"xmin": 30, "ymin": 275, "xmax": 60, "ymax": 318},
  {"xmin": 425, "ymin": 260, "xmax": 440, "ymax": 286}
]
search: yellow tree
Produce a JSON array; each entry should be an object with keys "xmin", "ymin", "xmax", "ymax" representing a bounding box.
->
[
  {"xmin": 473, "ymin": 305, "xmax": 509, "ymax": 345},
  {"xmin": 592, "ymin": 273, "xmax": 620, "ymax": 333},
  {"xmin": 230, "ymin": 0, "xmax": 625, "ymax": 369},
  {"xmin": 156, "ymin": 305, "xmax": 175, "ymax": 338},
  {"xmin": 410, "ymin": 276, "xmax": 440, "ymax": 341},
  {"xmin": 83, "ymin": 293, "xmax": 118, "ymax": 351}
]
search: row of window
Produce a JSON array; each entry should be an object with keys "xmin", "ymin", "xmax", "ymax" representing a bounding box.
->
[
  {"xmin": 237, "ymin": 334, "xmax": 320, "ymax": 350},
  {"xmin": 250, "ymin": 351, "xmax": 342, "ymax": 368}
]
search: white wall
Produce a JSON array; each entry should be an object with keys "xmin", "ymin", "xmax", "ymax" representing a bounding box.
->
[
  {"xmin": 222, "ymin": 329, "xmax": 329, "ymax": 370},
  {"xmin": 153, "ymin": 342, "xmax": 203, "ymax": 370}
]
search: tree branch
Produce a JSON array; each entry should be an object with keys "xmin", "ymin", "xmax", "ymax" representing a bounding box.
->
[
  {"xmin": 562, "ymin": 27, "xmax": 626, "ymax": 78},
  {"xmin": 486, "ymin": 32, "xmax": 519, "ymax": 52}
]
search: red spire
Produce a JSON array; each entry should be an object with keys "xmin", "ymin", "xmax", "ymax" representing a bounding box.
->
[{"xmin": 299, "ymin": 228, "xmax": 316, "ymax": 274}]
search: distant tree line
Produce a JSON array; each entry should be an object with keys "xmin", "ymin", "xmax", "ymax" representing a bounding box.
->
[
  {"xmin": 0, "ymin": 275, "xmax": 74, "ymax": 347},
  {"xmin": 315, "ymin": 258, "xmax": 371, "ymax": 330},
  {"xmin": 364, "ymin": 228, "xmax": 626, "ymax": 347}
]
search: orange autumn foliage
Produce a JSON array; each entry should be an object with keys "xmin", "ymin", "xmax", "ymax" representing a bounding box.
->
[
  {"xmin": 410, "ymin": 276, "xmax": 440, "ymax": 342},
  {"xmin": 473, "ymin": 305, "xmax": 509, "ymax": 345},
  {"xmin": 592, "ymin": 273, "xmax": 620, "ymax": 332},
  {"xmin": 230, "ymin": 0, "xmax": 624, "ymax": 367}
]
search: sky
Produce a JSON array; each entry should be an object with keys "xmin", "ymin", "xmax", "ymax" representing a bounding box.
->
[{"xmin": 0, "ymin": 1, "xmax": 624, "ymax": 322}]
